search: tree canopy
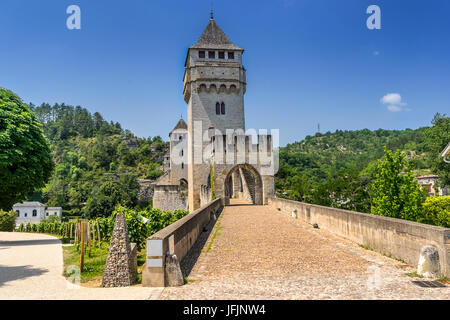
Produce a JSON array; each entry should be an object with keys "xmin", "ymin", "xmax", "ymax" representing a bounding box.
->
[
  {"xmin": 370, "ymin": 149, "xmax": 426, "ymax": 221},
  {"xmin": 0, "ymin": 89, "xmax": 54, "ymax": 210}
]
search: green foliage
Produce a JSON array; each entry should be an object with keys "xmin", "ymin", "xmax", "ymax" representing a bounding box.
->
[
  {"xmin": 0, "ymin": 89, "xmax": 54, "ymax": 210},
  {"xmin": 0, "ymin": 210, "xmax": 16, "ymax": 231},
  {"xmin": 109, "ymin": 205, "xmax": 189, "ymax": 249},
  {"xmin": 424, "ymin": 113, "xmax": 450, "ymax": 186},
  {"xmin": 146, "ymin": 162, "xmax": 163, "ymax": 180},
  {"xmin": 276, "ymin": 127, "xmax": 429, "ymax": 212},
  {"xmin": 423, "ymin": 196, "xmax": 450, "ymax": 228},
  {"xmin": 84, "ymin": 173, "xmax": 140, "ymax": 218},
  {"xmin": 28, "ymin": 102, "xmax": 169, "ymax": 216},
  {"xmin": 370, "ymin": 149, "xmax": 426, "ymax": 221}
]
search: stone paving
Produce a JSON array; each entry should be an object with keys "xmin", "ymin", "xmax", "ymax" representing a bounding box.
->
[
  {"xmin": 159, "ymin": 200, "xmax": 449, "ymax": 300},
  {"xmin": 0, "ymin": 232, "xmax": 163, "ymax": 300}
]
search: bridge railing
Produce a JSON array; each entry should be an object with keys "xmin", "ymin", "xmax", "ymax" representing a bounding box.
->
[
  {"xmin": 142, "ymin": 198, "xmax": 224, "ymax": 287},
  {"xmin": 268, "ymin": 197, "xmax": 450, "ymax": 277}
]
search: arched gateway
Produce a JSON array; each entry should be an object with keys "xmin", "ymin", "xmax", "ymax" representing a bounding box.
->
[{"xmin": 224, "ymin": 164, "xmax": 263, "ymax": 205}]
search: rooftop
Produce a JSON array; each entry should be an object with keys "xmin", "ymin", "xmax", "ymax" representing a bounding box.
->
[
  {"xmin": 13, "ymin": 201, "xmax": 46, "ymax": 207},
  {"xmin": 190, "ymin": 18, "xmax": 243, "ymax": 51},
  {"xmin": 170, "ymin": 117, "xmax": 188, "ymax": 135}
]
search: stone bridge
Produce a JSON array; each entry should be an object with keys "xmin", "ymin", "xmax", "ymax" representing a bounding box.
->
[{"xmin": 143, "ymin": 198, "xmax": 450, "ymax": 299}]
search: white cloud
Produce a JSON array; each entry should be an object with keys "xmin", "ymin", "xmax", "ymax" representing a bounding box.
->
[
  {"xmin": 380, "ymin": 93, "xmax": 409, "ymax": 112},
  {"xmin": 387, "ymin": 105, "xmax": 402, "ymax": 112},
  {"xmin": 373, "ymin": 51, "xmax": 380, "ymax": 56}
]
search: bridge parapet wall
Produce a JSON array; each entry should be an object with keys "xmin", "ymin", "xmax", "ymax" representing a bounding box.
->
[
  {"xmin": 268, "ymin": 197, "xmax": 450, "ymax": 277},
  {"xmin": 142, "ymin": 198, "xmax": 224, "ymax": 287}
]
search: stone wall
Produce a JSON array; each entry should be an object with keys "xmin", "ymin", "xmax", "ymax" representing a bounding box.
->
[
  {"xmin": 142, "ymin": 198, "xmax": 224, "ymax": 287},
  {"xmin": 153, "ymin": 185, "xmax": 188, "ymax": 212},
  {"xmin": 200, "ymin": 185, "xmax": 211, "ymax": 207},
  {"xmin": 268, "ymin": 197, "xmax": 450, "ymax": 277}
]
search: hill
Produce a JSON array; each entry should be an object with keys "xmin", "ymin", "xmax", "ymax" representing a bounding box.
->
[
  {"xmin": 29, "ymin": 103, "xmax": 169, "ymax": 217},
  {"xmin": 275, "ymin": 116, "xmax": 449, "ymax": 213}
]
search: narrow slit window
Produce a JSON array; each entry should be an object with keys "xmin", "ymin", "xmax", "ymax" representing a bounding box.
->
[
  {"xmin": 221, "ymin": 102, "xmax": 225, "ymax": 115},
  {"xmin": 216, "ymin": 102, "xmax": 220, "ymax": 115}
]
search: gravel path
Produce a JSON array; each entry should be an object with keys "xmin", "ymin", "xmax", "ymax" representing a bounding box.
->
[
  {"xmin": 0, "ymin": 232, "xmax": 163, "ymax": 300},
  {"xmin": 160, "ymin": 200, "xmax": 449, "ymax": 300}
]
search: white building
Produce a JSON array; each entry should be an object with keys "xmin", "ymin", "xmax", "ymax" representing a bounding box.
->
[{"xmin": 13, "ymin": 202, "xmax": 62, "ymax": 225}]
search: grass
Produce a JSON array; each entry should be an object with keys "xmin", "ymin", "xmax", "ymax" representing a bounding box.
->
[
  {"xmin": 437, "ymin": 275, "xmax": 450, "ymax": 284},
  {"xmin": 63, "ymin": 242, "xmax": 110, "ymax": 283},
  {"xmin": 62, "ymin": 241, "xmax": 147, "ymax": 285},
  {"xmin": 183, "ymin": 277, "xmax": 196, "ymax": 284},
  {"xmin": 204, "ymin": 212, "xmax": 224, "ymax": 253},
  {"xmin": 359, "ymin": 244, "xmax": 374, "ymax": 251},
  {"xmin": 406, "ymin": 271, "xmax": 424, "ymax": 278}
]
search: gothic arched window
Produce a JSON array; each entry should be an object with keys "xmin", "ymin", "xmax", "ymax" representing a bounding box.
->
[
  {"xmin": 216, "ymin": 102, "xmax": 220, "ymax": 115},
  {"xmin": 221, "ymin": 102, "xmax": 225, "ymax": 115}
]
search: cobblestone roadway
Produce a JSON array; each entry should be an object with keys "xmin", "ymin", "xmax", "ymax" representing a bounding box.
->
[{"xmin": 159, "ymin": 200, "xmax": 449, "ymax": 300}]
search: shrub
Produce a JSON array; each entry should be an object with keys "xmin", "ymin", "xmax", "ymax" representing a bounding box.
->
[
  {"xmin": 111, "ymin": 205, "xmax": 189, "ymax": 250},
  {"xmin": 0, "ymin": 210, "xmax": 17, "ymax": 232},
  {"xmin": 423, "ymin": 196, "xmax": 450, "ymax": 228}
]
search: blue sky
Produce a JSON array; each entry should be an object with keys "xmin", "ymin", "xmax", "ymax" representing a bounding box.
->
[{"xmin": 1, "ymin": 0, "xmax": 449, "ymax": 146}]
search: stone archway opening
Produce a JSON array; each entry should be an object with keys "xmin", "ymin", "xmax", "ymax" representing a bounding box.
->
[{"xmin": 224, "ymin": 164, "xmax": 263, "ymax": 205}]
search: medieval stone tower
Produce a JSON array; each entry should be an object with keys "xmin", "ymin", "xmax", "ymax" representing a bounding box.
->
[{"xmin": 153, "ymin": 14, "xmax": 275, "ymax": 212}]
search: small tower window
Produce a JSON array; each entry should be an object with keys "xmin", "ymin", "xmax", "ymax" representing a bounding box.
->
[
  {"xmin": 179, "ymin": 136, "xmax": 182, "ymax": 141},
  {"xmin": 181, "ymin": 163, "xmax": 184, "ymax": 169},
  {"xmin": 199, "ymin": 51, "xmax": 205, "ymax": 58},
  {"xmin": 221, "ymin": 102, "xmax": 225, "ymax": 115},
  {"xmin": 228, "ymin": 52, "xmax": 234, "ymax": 59},
  {"xmin": 218, "ymin": 51, "xmax": 225, "ymax": 59},
  {"xmin": 181, "ymin": 150, "xmax": 184, "ymax": 156},
  {"xmin": 216, "ymin": 102, "xmax": 220, "ymax": 115},
  {"xmin": 16, "ymin": 210, "xmax": 20, "ymax": 217},
  {"xmin": 208, "ymin": 51, "xmax": 215, "ymax": 59},
  {"xmin": 32, "ymin": 209, "xmax": 37, "ymax": 217}
]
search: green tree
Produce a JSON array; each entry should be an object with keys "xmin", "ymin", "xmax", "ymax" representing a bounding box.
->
[
  {"xmin": 425, "ymin": 113, "xmax": 450, "ymax": 186},
  {"xmin": 0, "ymin": 89, "xmax": 54, "ymax": 210},
  {"xmin": 370, "ymin": 149, "xmax": 425, "ymax": 221},
  {"xmin": 84, "ymin": 174, "xmax": 140, "ymax": 218}
]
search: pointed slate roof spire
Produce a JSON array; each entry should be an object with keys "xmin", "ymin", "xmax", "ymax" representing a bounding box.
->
[
  {"xmin": 190, "ymin": 16, "xmax": 242, "ymax": 51},
  {"xmin": 169, "ymin": 117, "xmax": 188, "ymax": 136}
]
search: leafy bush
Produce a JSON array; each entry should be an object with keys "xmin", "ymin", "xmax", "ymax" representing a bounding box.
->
[
  {"xmin": 423, "ymin": 196, "xmax": 450, "ymax": 228},
  {"xmin": 111, "ymin": 205, "xmax": 189, "ymax": 249},
  {"xmin": 0, "ymin": 210, "xmax": 17, "ymax": 232},
  {"xmin": 370, "ymin": 149, "xmax": 426, "ymax": 221}
]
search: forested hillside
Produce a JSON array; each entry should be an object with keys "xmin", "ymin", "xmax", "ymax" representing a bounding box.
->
[
  {"xmin": 275, "ymin": 113, "xmax": 449, "ymax": 213},
  {"xmin": 29, "ymin": 103, "xmax": 168, "ymax": 217}
]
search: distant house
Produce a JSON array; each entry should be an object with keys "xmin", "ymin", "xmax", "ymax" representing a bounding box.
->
[
  {"xmin": 13, "ymin": 202, "xmax": 62, "ymax": 225},
  {"xmin": 441, "ymin": 142, "xmax": 450, "ymax": 163},
  {"xmin": 416, "ymin": 175, "xmax": 448, "ymax": 196}
]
